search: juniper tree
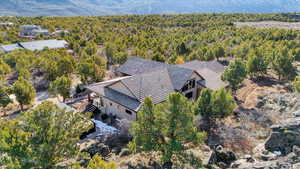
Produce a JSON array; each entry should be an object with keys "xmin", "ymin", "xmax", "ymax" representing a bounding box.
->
[
  {"xmin": 49, "ymin": 76, "xmax": 72, "ymax": 102},
  {"xmin": 0, "ymin": 101, "xmax": 91, "ymax": 169},
  {"xmin": 195, "ymin": 88, "xmax": 235, "ymax": 131},
  {"xmin": 0, "ymin": 60, "xmax": 11, "ymax": 83},
  {"xmin": 86, "ymin": 155, "xmax": 117, "ymax": 169},
  {"xmin": 246, "ymin": 50, "xmax": 268, "ymax": 78},
  {"xmin": 0, "ymin": 85, "xmax": 11, "ymax": 109},
  {"xmin": 222, "ymin": 59, "xmax": 247, "ymax": 90},
  {"xmin": 293, "ymin": 75, "xmax": 300, "ymax": 92},
  {"xmin": 211, "ymin": 88, "xmax": 236, "ymax": 118},
  {"xmin": 12, "ymin": 78, "xmax": 36, "ymax": 111},
  {"xmin": 270, "ymin": 47, "xmax": 296, "ymax": 80}
]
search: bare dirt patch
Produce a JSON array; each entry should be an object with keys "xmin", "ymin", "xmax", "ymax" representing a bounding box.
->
[{"xmin": 234, "ymin": 21, "xmax": 300, "ymax": 30}]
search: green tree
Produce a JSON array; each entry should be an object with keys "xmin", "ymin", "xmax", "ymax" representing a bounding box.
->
[
  {"xmin": 114, "ymin": 51, "xmax": 128, "ymax": 64},
  {"xmin": 77, "ymin": 58, "xmax": 106, "ymax": 84},
  {"xmin": 0, "ymin": 101, "xmax": 91, "ymax": 169},
  {"xmin": 12, "ymin": 78, "xmax": 36, "ymax": 111},
  {"xmin": 246, "ymin": 51, "xmax": 268, "ymax": 78},
  {"xmin": 158, "ymin": 93, "xmax": 206, "ymax": 165},
  {"xmin": 17, "ymin": 68, "xmax": 31, "ymax": 80},
  {"xmin": 57, "ymin": 55, "xmax": 76, "ymax": 76},
  {"xmin": 291, "ymin": 48, "xmax": 300, "ymax": 61},
  {"xmin": 0, "ymin": 85, "xmax": 11, "ymax": 109},
  {"xmin": 105, "ymin": 43, "xmax": 115, "ymax": 65},
  {"xmin": 86, "ymin": 155, "xmax": 117, "ymax": 169},
  {"xmin": 129, "ymin": 97, "xmax": 160, "ymax": 153},
  {"xmin": 270, "ymin": 48, "xmax": 296, "ymax": 80},
  {"xmin": 152, "ymin": 52, "xmax": 165, "ymax": 62},
  {"xmin": 293, "ymin": 75, "xmax": 300, "ymax": 92},
  {"xmin": 0, "ymin": 60, "xmax": 11, "ymax": 83},
  {"xmin": 222, "ymin": 59, "xmax": 247, "ymax": 90},
  {"xmin": 50, "ymin": 76, "xmax": 72, "ymax": 102},
  {"xmin": 211, "ymin": 88, "xmax": 236, "ymax": 118},
  {"xmin": 195, "ymin": 88, "xmax": 235, "ymax": 131},
  {"xmin": 177, "ymin": 42, "xmax": 189, "ymax": 55},
  {"xmin": 130, "ymin": 93, "xmax": 206, "ymax": 167},
  {"xmin": 204, "ymin": 49, "xmax": 215, "ymax": 61},
  {"xmin": 195, "ymin": 88, "xmax": 213, "ymax": 120},
  {"xmin": 213, "ymin": 44, "xmax": 225, "ymax": 61}
]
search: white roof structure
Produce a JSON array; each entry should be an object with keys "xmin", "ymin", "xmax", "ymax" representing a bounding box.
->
[
  {"xmin": 0, "ymin": 39, "xmax": 68, "ymax": 53},
  {"xmin": 0, "ymin": 43, "xmax": 23, "ymax": 53},
  {"xmin": 20, "ymin": 39, "xmax": 68, "ymax": 51},
  {"xmin": 0, "ymin": 22, "xmax": 13, "ymax": 26}
]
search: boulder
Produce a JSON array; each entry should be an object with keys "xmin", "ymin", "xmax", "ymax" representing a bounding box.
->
[
  {"xmin": 265, "ymin": 117, "xmax": 300, "ymax": 155},
  {"xmin": 208, "ymin": 145, "xmax": 237, "ymax": 168},
  {"xmin": 81, "ymin": 142, "xmax": 110, "ymax": 157},
  {"xmin": 119, "ymin": 148, "xmax": 130, "ymax": 157}
]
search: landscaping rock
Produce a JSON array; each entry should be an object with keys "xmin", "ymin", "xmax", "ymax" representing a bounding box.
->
[
  {"xmin": 81, "ymin": 142, "xmax": 110, "ymax": 157},
  {"xmin": 208, "ymin": 145, "xmax": 237, "ymax": 168},
  {"xmin": 265, "ymin": 117, "xmax": 300, "ymax": 155}
]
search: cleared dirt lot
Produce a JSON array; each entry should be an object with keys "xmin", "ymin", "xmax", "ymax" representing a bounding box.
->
[{"xmin": 234, "ymin": 21, "xmax": 300, "ymax": 30}]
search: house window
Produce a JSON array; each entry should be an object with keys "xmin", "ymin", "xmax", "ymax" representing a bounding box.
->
[
  {"xmin": 185, "ymin": 92, "xmax": 193, "ymax": 99},
  {"xmin": 125, "ymin": 109, "xmax": 132, "ymax": 115},
  {"xmin": 110, "ymin": 102, "xmax": 112, "ymax": 106},
  {"xmin": 100, "ymin": 97, "xmax": 104, "ymax": 107},
  {"xmin": 181, "ymin": 79, "xmax": 196, "ymax": 92}
]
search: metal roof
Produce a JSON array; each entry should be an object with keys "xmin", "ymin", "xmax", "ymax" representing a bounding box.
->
[
  {"xmin": 0, "ymin": 39, "xmax": 68, "ymax": 52},
  {"xmin": 19, "ymin": 39, "xmax": 68, "ymax": 51},
  {"xmin": 0, "ymin": 43, "xmax": 23, "ymax": 52}
]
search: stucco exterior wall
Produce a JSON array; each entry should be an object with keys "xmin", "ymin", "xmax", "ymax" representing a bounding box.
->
[{"xmin": 94, "ymin": 97, "xmax": 137, "ymax": 121}]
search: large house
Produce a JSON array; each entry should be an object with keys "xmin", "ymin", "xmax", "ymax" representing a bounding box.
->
[
  {"xmin": 20, "ymin": 25, "xmax": 49, "ymax": 38},
  {"xmin": 0, "ymin": 39, "xmax": 68, "ymax": 53},
  {"xmin": 86, "ymin": 57, "xmax": 226, "ymax": 121}
]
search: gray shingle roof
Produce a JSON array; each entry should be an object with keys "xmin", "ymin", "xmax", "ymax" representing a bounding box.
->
[
  {"xmin": 86, "ymin": 76, "xmax": 141, "ymax": 111},
  {"xmin": 116, "ymin": 57, "xmax": 167, "ymax": 75},
  {"xmin": 178, "ymin": 60, "xmax": 226, "ymax": 90},
  {"xmin": 122, "ymin": 68, "xmax": 175, "ymax": 104},
  {"xmin": 179, "ymin": 60, "xmax": 225, "ymax": 74},
  {"xmin": 88, "ymin": 58, "xmax": 226, "ymax": 111},
  {"xmin": 196, "ymin": 68, "xmax": 226, "ymax": 91},
  {"xmin": 117, "ymin": 57, "xmax": 194, "ymax": 90},
  {"xmin": 103, "ymin": 88, "xmax": 141, "ymax": 111},
  {"xmin": 167, "ymin": 66, "xmax": 194, "ymax": 90}
]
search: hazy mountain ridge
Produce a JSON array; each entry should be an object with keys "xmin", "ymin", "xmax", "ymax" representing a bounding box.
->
[{"xmin": 0, "ymin": 0, "xmax": 300, "ymax": 16}]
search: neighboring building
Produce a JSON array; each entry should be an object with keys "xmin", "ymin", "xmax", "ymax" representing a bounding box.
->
[
  {"xmin": 0, "ymin": 39, "xmax": 68, "ymax": 53},
  {"xmin": 86, "ymin": 57, "xmax": 226, "ymax": 121},
  {"xmin": 20, "ymin": 25, "xmax": 49, "ymax": 38},
  {"xmin": 51, "ymin": 30, "xmax": 69, "ymax": 36},
  {"xmin": 0, "ymin": 22, "xmax": 14, "ymax": 26}
]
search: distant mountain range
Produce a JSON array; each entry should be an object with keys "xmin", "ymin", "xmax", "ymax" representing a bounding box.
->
[{"xmin": 0, "ymin": 0, "xmax": 300, "ymax": 16}]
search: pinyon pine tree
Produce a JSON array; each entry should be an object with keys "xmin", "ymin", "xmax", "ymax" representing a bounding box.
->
[{"xmin": 130, "ymin": 93, "xmax": 206, "ymax": 168}]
